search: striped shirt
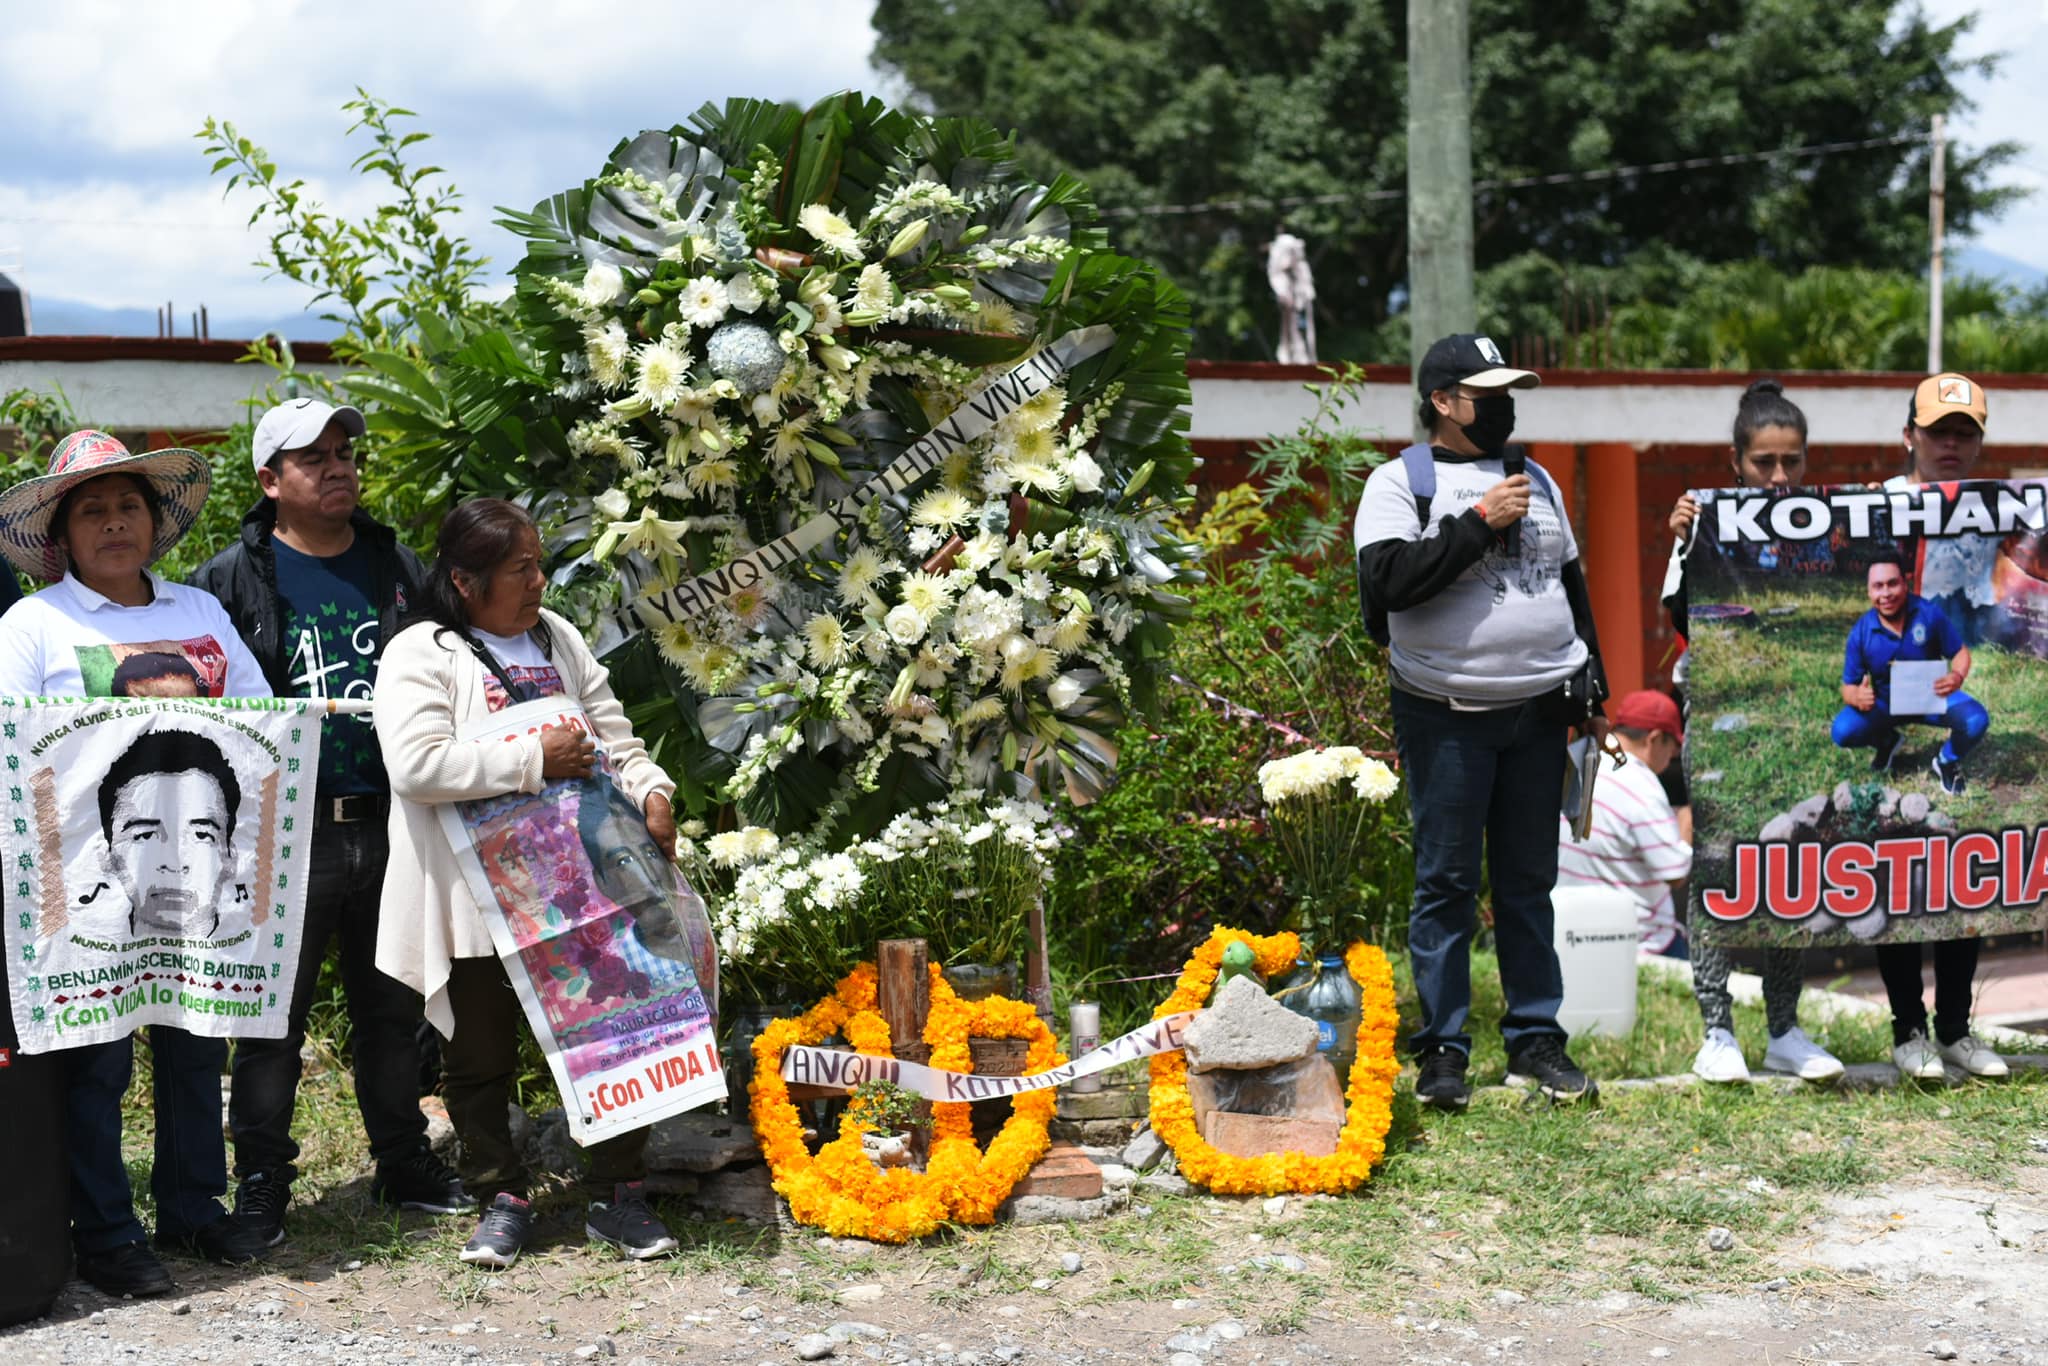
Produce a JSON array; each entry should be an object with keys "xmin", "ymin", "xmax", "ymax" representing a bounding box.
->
[{"xmin": 1557, "ymin": 752, "xmax": 1692, "ymax": 953}]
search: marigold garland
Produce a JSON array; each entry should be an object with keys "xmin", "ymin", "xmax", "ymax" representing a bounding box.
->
[
  {"xmin": 749, "ymin": 963, "xmax": 1065, "ymax": 1242},
  {"xmin": 1147, "ymin": 929, "xmax": 1400, "ymax": 1196}
]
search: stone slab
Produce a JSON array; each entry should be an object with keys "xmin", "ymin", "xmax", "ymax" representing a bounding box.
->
[
  {"xmin": 1182, "ymin": 974, "xmax": 1319, "ymax": 1072},
  {"xmin": 643, "ymin": 1112, "xmax": 762, "ymax": 1173},
  {"xmin": 1199, "ymin": 1110, "xmax": 1341, "ymax": 1159},
  {"xmin": 1056, "ymin": 1081, "xmax": 1149, "ymax": 1120},
  {"xmin": 999, "ymin": 1187, "xmax": 1131, "ymax": 1226}
]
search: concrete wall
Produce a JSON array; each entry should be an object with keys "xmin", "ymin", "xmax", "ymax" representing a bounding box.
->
[{"xmin": 0, "ymin": 338, "xmax": 344, "ymax": 439}]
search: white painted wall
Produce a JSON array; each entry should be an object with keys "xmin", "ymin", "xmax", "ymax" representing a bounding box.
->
[
  {"xmin": 0, "ymin": 358, "xmax": 348, "ymax": 432},
  {"xmin": 1189, "ymin": 375, "xmax": 2048, "ymax": 447}
]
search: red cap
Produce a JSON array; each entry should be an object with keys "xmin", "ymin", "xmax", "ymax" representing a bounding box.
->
[{"xmin": 1611, "ymin": 690, "xmax": 1683, "ymax": 742}]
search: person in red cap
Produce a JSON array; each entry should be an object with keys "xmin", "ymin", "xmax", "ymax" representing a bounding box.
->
[{"xmin": 1558, "ymin": 691, "xmax": 1691, "ymax": 956}]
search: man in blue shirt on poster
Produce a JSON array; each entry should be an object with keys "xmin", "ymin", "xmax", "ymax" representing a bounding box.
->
[
  {"xmin": 1831, "ymin": 554, "xmax": 1989, "ymax": 796},
  {"xmin": 191, "ymin": 398, "xmax": 467, "ymax": 1248}
]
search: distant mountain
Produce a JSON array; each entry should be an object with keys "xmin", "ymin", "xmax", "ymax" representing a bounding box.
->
[
  {"xmin": 21, "ymin": 295, "xmax": 345, "ymax": 342},
  {"xmin": 1952, "ymin": 244, "xmax": 2046, "ymax": 291}
]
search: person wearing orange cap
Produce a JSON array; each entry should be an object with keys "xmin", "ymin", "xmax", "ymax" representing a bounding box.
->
[{"xmin": 1873, "ymin": 373, "xmax": 2008, "ymax": 1081}]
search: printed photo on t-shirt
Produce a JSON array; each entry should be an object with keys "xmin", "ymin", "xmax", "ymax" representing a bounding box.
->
[
  {"xmin": 484, "ymin": 664, "xmax": 566, "ymax": 712},
  {"xmin": 76, "ymin": 636, "xmax": 231, "ymax": 698}
]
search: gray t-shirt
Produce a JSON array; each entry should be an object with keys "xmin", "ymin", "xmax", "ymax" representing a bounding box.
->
[{"xmin": 1353, "ymin": 452, "xmax": 1588, "ymax": 706}]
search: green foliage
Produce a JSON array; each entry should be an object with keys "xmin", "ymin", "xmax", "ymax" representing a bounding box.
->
[
  {"xmin": 846, "ymin": 1077, "xmax": 921, "ymax": 1134},
  {"xmin": 1047, "ymin": 370, "xmax": 1409, "ymax": 1034},
  {"xmin": 874, "ymin": 0, "xmax": 2016, "ymax": 359}
]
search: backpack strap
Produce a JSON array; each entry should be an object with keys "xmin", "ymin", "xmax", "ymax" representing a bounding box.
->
[{"xmin": 1399, "ymin": 442, "xmax": 1436, "ymax": 526}]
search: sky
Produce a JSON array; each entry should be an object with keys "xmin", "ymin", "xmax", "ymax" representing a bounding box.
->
[
  {"xmin": 0, "ymin": 0, "xmax": 891, "ymax": 334},
  {"xmin": 1, "ymin": 1, "xmax": 2044, "ymax": 338}
]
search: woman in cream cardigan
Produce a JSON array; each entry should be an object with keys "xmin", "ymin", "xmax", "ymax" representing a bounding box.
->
[{"xmin": 374, "ymin": 498, "xmax": 681, "ymax": 1269}]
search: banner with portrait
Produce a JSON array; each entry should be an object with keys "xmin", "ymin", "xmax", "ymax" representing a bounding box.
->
[
  {"xmin": 2, "ymin": 697, "xmax": 320, "ymax": 1051},
  {"xmin": 438, "ymin": 698, "xmax": 721, "ymax": 1144},
  {"xmin": 1684, "ymin": 480, "xmax": 2048, "ymax": 947}
]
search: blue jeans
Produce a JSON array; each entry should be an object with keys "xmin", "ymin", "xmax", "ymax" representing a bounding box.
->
[
  {"xmin": 68, "ymin": 1026, "xmax": 230, "ymax": 1254},
  {"xmin": 1392, "ymin": 687, "xmax": 1569, "ymax": 1056},
  {"xmin": 1830, "ymin": 691, "xmax": 1988, "ymax": 765}
]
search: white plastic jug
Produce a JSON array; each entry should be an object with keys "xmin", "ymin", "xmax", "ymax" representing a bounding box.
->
[{"xmin": 1550, "ymin": 885, "xmax": 1641, "ymax": 1038}]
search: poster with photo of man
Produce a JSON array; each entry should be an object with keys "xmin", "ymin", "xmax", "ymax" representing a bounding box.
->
[
  {"xmin": 1683, "ymin": 480, "xmax": 2048, "ymax": 948},
  {"xmin": 438, "ymin": 698, "xmax": 721, "ymax": 1144},
  {"xmin": 1, "ymin": 697, "xmax": 320, "ymax": 1050}
]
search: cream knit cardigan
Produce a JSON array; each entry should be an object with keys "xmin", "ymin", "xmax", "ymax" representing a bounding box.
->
[{"xmin": 371, "ymin": 608, "xmax": 676, "ymax": 1037}]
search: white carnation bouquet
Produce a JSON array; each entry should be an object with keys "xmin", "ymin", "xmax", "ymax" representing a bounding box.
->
[{"xmin": 1255, "ymin": 746, "xmax": 1402, "ymax": 955}]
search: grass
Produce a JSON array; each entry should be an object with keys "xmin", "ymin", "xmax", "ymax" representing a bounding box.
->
[{"xmin": 107, "ymin": 945, "xmax": 2044, "ymax": 1324}]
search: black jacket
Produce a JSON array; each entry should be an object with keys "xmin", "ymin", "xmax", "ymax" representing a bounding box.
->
[{"xmin": 188, "ymin": 499, "xmax": 428, "ymax": 699}]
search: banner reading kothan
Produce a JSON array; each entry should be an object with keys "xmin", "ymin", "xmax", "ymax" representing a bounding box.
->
[
  {"xmin": 630, "ymin": 325, "xmax": 1115, "ymax": 630},
  {"xmin": 1, "ymin": 696, "xmax": 320, "ymax": 1051},
  {"xmin": 1683, "ymin": 480, "xmax": 2048, "ymax": 947},
  {"xmin": 781, "ymin": 1010, "xmax": 1198, "ymax": 1101},
  {"xmin": 439, "ymin": 699, "xmax": 723, "ymax": 1143}
]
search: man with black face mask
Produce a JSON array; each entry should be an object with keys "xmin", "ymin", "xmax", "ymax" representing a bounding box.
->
[{"xmin": 1354, "ymin": 333, "xmax": 1610, "ymax": 1113}]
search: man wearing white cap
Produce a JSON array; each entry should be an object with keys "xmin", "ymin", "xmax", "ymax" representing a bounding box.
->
[{"xmin": 190, "ymin": 397, "xmax": 468, "ymax": 1246}]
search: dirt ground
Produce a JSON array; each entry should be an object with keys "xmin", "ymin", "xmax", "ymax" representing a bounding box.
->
[{"xmin": 8, "ymin": 1153, "xmax": 2045, "ymax": 1366}]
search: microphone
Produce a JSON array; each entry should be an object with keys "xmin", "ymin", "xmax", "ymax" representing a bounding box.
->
[{"xmin": 1500, "ymin": 445, "xmax": 1525, "ymax": 557}]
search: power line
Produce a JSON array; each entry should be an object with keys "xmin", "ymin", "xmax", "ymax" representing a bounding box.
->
[{"xmin": 1099, "ymin": 130, "xmax": 1932, "ymax": 219}]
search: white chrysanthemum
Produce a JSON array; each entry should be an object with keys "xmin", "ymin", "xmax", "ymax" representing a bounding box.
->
[
  {"xmin": 1018, "ymin": 570, "xmax": 1053, "ymax": 603},
  {"xmin": 1352, "ymin": 757, "xmax": 1400, "ymax": 802},
  {"xmin": 584, "ymin": 320, "xmax": 632, "ymax": 390},
  {"xmin": 957, "ymin": 695, "xmax": 1005, "ymax": 727},
  {"xmin": 1006, "ymin": 460, "xmax": 1067, "ymax": 495},
  {"xmin": 1010, "ymin": 424, "xmax": 1059, "ymax": 463},
  {"xmin": 579, "ymin": 262, "xmax": 625, "ymax": 308},
  {"xmin": 724, "ymin": 575, "xmax": 780, "ymax": 629},
  {"xmin": 633, "ymin": 340, "xmax": 690, "ymax": 410},
  {"xmin": 1010, "ymin": 386, "xmax": 1065, "ymax": 432},
  {"xmin": 1048, "ymin": 611, "xmax": 1093, "ymax": 654},
  {"xmin": 884, "ymin": 603, "xmax": 929, "ymax": 646},
  {"xmin": 798, "ymin": 203, "xmax": 865, "ymax": 260},
  {"xmin": 897, "ymin": 570, "xmax": 957, "ymax": 619},
  {"xmin": 848, "ymin": 262, "xmax": 893, "ymax": 314},
  {"xmin": 999, "ymin": 643, "xmax": 1057, "ymax": 694},
  {"xmin": 681, "ymin": 275, "xmax": 730, "ymax": 328},
  {"xmin": 682, "ymin": 456, "xmax": 739, "ymax": 495},
  {"xmin": 726, "ymin": 271, "xmax": 766, "ymax": 314},
  {"xmin": 838, "ymin": 546, "xmax": 889, "ymax": 605},
  {"xmin": 910, "ymin": 486, "xmax": 974, "ymax": 530},
  {"xmin": 706, "ymin": 829, "xmax": 761, "ymax": 867},
  {"xmin": 976, "ymin": 295, "xmax": 1021, "ymax": 336},
  {"xmin": 906, "ymin": 526, "xmax": 942, "ymax": 556},
  {"xmin": 803, "ymin": 613, "xmax": 848, "ymax": 669}
]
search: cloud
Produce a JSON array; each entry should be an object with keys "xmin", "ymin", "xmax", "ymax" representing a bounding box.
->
[
  {"xmin": 0, "ymin": 0, "xmax": 884, "ymax": 327},
  {"xmin": 1920, "ymin": 0, "xmax": 2048, "ymax": 266}
]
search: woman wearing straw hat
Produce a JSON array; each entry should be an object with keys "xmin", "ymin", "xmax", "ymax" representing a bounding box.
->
[{"xmin": 0, "ymin": 430, "xmax": 272, "ymax": 1297}]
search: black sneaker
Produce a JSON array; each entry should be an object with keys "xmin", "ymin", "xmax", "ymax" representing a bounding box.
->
[
  {"xmin": 233, "ymin": 1170, "xmax": 290, "ymax": 1248},
  {"xmin": 1872, "ymin": 728, "xmax": 1904, "ymax": 774},
  {"xmin": 156, "ymin": 1215, "xmax": 271, "ymax": 1266},
  {"xmin": 76, "ymin": 1240, "xmax": 175, "ymax": 1298},
  {"xmin": 459, "ymin": 1193, "xmax": 533, "ymax": 1269},
  {"xmin": 1414, "ymin": 1045, "xmax": 1471, "ymax": 1112},
  {"xmin": 373, "ymin": 1146, "xmax": 475, "ymax": 1215},
  {"xmin": 585, "ymin": 1181, "xmax": 679, "ymax": 1260},
  {"xmin": 1505, "ymin": 1035, "xmax": 1599, "ymax": 1104},
  {"xmin": 1932, "ymin": 752, "xmax": 1966, "ymax": 796}
]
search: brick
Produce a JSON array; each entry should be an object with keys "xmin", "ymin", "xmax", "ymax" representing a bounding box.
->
[
  {"xmin": 1010, "ymin": 1141, "xmax": 1103, "ymax": 1201},
  {"xmin": 1199, "ymin": 1111, "xmax": 1342, "ymax": 1159}
]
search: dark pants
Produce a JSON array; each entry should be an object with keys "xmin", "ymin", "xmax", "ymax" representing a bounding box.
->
[
  {"xmin": 441, "ymin": 956, "xmax": 646, "ymax": 1201},
  {"xmin": 229, "ymin": 819, "xmax": 429, "ymax": 1181},
  {"xmin": 1875, "ymin": 938, "xmax": 1983, "ymax": 1046},
  {"xmin": 68, "ymin": 1027, "xmax": 228, "ymax": 1255},
  {"xmin": 1392, "ymin": 687, "xmax": 1570, "ymax": 1056}
]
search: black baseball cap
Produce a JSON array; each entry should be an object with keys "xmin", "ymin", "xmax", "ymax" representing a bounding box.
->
[{"xmin": 1416, "ymin": 333, "xmax": 1542, "ymax": 399}]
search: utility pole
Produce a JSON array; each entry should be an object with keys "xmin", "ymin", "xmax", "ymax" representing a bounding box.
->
[
  {"xmin": 1928, "ymin": 114, "xmax": 1946, "ymax": 374},
  {"xmin": 1407, "ymin": 0, "xmax": 1475, "ymax": 421}
]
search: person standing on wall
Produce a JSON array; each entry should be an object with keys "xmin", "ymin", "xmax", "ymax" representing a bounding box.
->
[
  {"xmin": 1354, "ymin": 333, "xmax": 1609, "ymax": 1112},
  {"xmin": 191, "ymin": 398, "xmax": 471, "ymax": 1247}
]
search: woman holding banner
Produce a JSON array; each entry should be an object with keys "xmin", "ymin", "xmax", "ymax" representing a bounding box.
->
[
  {"xmin": 0, "ymin": 431, "xmax": 273, "ymax": 1297},
  {"xmin": 373, "ymin": 498, "xmax": 683, "ymax": 1269},
  {"xmin": 1666, "ymin": 382, "xmax": 1848, "ymax": 1086}
]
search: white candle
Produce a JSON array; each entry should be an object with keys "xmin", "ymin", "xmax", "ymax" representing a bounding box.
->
[{"xmin": 1068, "ymin": 1000, "xmax": 1102, "ymax": 1093}]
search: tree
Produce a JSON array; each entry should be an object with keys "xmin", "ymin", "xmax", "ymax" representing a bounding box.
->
[{"xmin": 872, "ymin": 1, "xmax": 2019, "ymax": 359}]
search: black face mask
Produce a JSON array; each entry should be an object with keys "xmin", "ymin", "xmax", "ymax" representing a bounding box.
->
[{"xmin": 1456, "ymin": 394, "xmax": 1516, "ymax": 455}]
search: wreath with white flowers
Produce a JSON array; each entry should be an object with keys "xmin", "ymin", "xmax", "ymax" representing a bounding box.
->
[{"xmin": 366, "ymin": 94, "xmax": 1197, "ymax": 852}]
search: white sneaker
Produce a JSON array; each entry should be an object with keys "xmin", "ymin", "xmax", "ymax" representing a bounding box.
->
[
  {"xmin": 1764, "ymin": 1026, "xmax": 1846, "ymax": 1082},
  {"xmin": 1938, "ymin": 1034, "xmax": 2010, "ymax": 1078},
  {"xmin": 1692, "ymin": 1028, "xmax": 1751, "ymax": 1083},
  {"xmin": 1892, "ymin": 1031, "xmax": 1947, "ymax": 1081}
]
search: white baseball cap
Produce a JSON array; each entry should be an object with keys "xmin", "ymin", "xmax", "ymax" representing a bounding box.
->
[{"xmin": 251, "ymin": 398, "xmax": 366, "ymax": 474}]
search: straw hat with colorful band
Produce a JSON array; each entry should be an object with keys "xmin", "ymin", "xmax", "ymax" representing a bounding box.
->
[{"xmin": 0, "ymin": 429, "xmax": 212, "ymax": 581}]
